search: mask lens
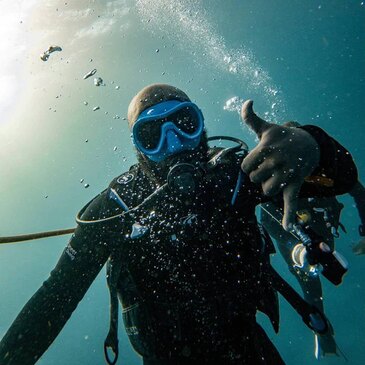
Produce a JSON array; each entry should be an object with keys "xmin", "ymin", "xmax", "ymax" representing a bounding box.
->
[
  {"xmin": 135, "ymin": 118, "xmax": 166, "ymax": 150},
  {"xmin": 173, "ymin": 107, "xmax": 200, "ymax": 133}
]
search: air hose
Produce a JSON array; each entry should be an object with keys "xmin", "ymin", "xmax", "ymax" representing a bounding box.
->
[
  {"xmin": 0, "ymin": 228, "xmax": 75, "ymax": 244},
  {"xmin": 0, "ymin": 135, "xmax": 248, "ymax": 246}
]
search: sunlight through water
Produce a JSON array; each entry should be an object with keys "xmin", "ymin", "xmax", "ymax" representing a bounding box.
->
[{"xmin": 136, "ymin": 0, "xmax": 286, "ymax": 120}]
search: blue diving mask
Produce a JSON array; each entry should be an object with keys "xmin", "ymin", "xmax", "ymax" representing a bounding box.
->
[{"xmin": 132, "ymin": 100, "xmax": 204, "ymax": 162}]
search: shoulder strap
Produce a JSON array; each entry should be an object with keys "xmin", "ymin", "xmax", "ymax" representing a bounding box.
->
[
  {"xmin": 104, "ymin": 252, "xmax": 123, "ymax": 365},
  {"xmin": 103, "ymin": 166, "xmax": 149, "ymax": 365}
]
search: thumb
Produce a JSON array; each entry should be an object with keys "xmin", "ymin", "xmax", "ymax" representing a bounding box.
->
[
  {"xmin": 282, "ymin": 183, "xmax": 301, "ymax": 231},
  {"xmin": 241, "ymin": 100, "xmax": 271, "ymax": 139}
]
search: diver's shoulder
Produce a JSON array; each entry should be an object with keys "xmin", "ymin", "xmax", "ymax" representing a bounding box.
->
[
  {"xmin": 107, "ymin": 164, "xmax": 152, "ymax": 210},
  {"xmin": 109, "ymin": 164, "xmax": 141, "ymax": 190},
  {"xmin": 78, "ymin": 165, "xmax": 142, "ymax": 221},
  {"xmin": 79, "ymin": 190, "xmax": 110, "ymax": 221}
]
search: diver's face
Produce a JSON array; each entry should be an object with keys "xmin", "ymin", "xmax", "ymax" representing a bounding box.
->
[
  {"xmin": 136, "ymin": 131, "xmax": 209, "ymax": 184},
  {"xmin": 156, "ymin": 136, "xmax": 208, "ymax": 170},
  {"xmin": 132, "ymin": 101, "xmax": 207, "ymax": 183}
]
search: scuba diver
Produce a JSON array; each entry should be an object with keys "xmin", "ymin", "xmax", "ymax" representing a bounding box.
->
[
  {"xmin": 260, "ymin": 121, "xmax": 365, "ymax": 359},
  {"xmin": 0, "ymin": 84, "xmax": 359, "ymax": 365}
]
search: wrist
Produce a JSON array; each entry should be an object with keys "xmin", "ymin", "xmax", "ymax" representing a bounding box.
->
[{"xmin": 298, "ymin": 126, "xmax": 323, "ymax": 168}]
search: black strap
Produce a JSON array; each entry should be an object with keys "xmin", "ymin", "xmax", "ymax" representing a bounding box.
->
[
  {"xmin": 269, "ymin": 266, "xmax": 329, "ymax": 335},
  {"xmin": 104, "ymin": 256, "xmax": 123, "ymax": 365}
]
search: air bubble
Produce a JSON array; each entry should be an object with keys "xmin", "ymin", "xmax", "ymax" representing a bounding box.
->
[
  {"xmin": 94, "ymin": 77, "xmax": 103, "ymax": 86},
  {"xmin": 223, "ymin": 96, "xmax": 244, "ymax": 113}
]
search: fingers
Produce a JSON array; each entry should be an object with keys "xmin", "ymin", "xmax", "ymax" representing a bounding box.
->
[
  {"xmin": 241, "ymin": 145, "xmax": 274, "ymax": 175},
  {"xmin": 261, "ymin": 174, "xmax": 286, "ymax": 197},
  {"xmin": 248, "ymin": 158, "xmax": 276, "ymax": 184},
  {"xmin": 241, "ymin": 100, "xmax": 271, "ymax": 139},
  {"xmin": 241, "ymin": 100, "xmax": 254, "ymax": 121},
  {"xmin": 282, "ymin": 184, "xmax": 301, "ymax": 231},
  {"xmin": 244, "ymin": 150, "xmax": 291, "ymax": 194}
]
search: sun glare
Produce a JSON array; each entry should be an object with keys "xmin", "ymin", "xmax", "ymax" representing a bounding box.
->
[{"xmin": 0, "ymin": 1, "xmax": 37, "ymax": 122}]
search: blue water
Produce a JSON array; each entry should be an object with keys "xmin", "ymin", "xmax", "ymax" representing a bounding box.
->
[{"xmin": 0, "ymin": 1, "xmax": 364, "ymax": 364}]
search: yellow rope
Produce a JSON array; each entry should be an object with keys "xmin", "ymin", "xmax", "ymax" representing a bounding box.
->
[{"xmin": 0, "ymin": 228, "xmax": 76, "ymax": 244}]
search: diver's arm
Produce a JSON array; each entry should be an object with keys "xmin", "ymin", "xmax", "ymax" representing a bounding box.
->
[
  {"xmin": 0, "ymin": 225, "xmax": 110, "ymax": 365},
  {"xmin": 252, "ymin": 124, "xmax": 359, "ymax": 204},
  {"xmin": 240, "ymin": 100, "xmax": 358, "ymax": 229},
  {"xmin": 299, "ymin": 125, "xmax": 358, "ymax": 196},
  {"xmin": 0, "ymin": 194, "xmax": 115, "ymax": 365},
  {"xmin": 254, "ymin": 125, "xmax": 359, "ymax": 200}
]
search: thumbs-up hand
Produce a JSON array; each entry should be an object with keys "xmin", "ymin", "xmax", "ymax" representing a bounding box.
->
[{"xmin": 241, "ymin": 100, "xmax": 320, "ymax": 231}]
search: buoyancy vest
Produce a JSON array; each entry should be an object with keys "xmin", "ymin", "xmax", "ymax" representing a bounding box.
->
[{"xmin": 103, "ymin": 149, "xmax": 281, "ymax": 361}]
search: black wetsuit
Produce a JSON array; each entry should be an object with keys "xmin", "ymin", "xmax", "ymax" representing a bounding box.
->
[{"xmin": 0, "ymin": 126, "xmax": 357, "ymax": 365}]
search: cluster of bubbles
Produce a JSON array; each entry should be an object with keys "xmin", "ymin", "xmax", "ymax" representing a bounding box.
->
[
  {"xmin": 223, "ymin": 96, "xmax": 244, "ymax": 114},
  {"xmin": 136, "ymin": 0, "xmax": 285, "ymax": 120}
]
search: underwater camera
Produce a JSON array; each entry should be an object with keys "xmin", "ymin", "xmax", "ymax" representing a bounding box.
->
[{"xmin": 291, "ymin": 224, "xmax": 348, "ymax": 286}]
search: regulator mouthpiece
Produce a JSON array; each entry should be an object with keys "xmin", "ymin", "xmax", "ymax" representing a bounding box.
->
[{"xmin": 167, "ymin": 163, "xmax": 204, "ymax": 195}]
